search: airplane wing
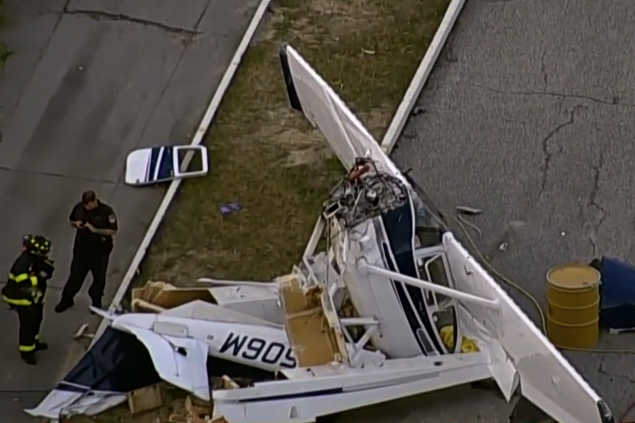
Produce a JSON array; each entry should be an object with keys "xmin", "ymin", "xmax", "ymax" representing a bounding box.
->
[
  {"xmin": 279, "ymin": 42, "xmax": 614, "ymax": 423},
  {"xmin": 119, "ymin": 324, "xmax": 211, "ymax": 401},
  {"xmin": 279, "ymin": 44, "xmax": 405, "ymax": 182},
  {"xmin": 279, "ymin": 44, "xmax": 448, "ymax": 230},
  {"xmin": 443, "ymin": 232, "xmax": 613, "ymax": 423}
]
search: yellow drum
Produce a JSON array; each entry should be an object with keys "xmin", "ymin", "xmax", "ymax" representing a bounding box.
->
[{"xmin": 546, "ymin": 263, "xmax": 600, "ymax": 349}]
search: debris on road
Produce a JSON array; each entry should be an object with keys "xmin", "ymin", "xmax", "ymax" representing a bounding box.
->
[
  {"xmin": 456, "ymin": 205, "xmax": 482, "ymax": 215},
  {"xmin": 411, "ymin": 106, "xmax": 426, "ymax": 116},
  {"xmin": 73, "ymin": 323, "xmax": 93, "ymax": 339}
]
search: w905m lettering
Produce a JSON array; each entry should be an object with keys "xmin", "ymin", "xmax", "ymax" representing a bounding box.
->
[{"xmin": 219, "ymin": 333, "xmax": 297, "ymax": 368}]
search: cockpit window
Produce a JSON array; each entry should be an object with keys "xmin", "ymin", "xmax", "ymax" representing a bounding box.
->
[
  {"xmin": 411, "ymin": 195, "xmax": 445, "ymax": 248},
  {"xmin": 404, "ymin": 173, "xmax": 447, "ymax": 231},
  {"xmin": 405, "ymin": 173, "xmax": 447, "ymax": 248}
]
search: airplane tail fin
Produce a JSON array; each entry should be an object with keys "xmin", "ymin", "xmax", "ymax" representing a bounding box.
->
[{"xmin": 120, "ymin": 324, "xmax": 211, "ymax": 400}]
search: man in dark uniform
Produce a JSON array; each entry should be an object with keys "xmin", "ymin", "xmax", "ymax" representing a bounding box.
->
[
  {"xmin": 2, "ymin": 235, "xmax": 55, "ymax": 365},
  {"xmin": 55, "ymin": 190, "xmax": 118, "ymax": 313}
]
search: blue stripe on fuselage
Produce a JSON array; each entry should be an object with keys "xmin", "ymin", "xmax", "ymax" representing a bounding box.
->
[
  {"xmin": 157, "ymin": 147, "xmax": 173, "ymax": 180},
  {"xmin": 381, "ymin": 201, "xmax": 444, "ymax": 354},
  {"xmin": 147, "ymin": 147, "xmax": 174, "ymax": 183},
  {"xmin": 381, "ymin": 242, "xmax": 427, "ymax": 354}
]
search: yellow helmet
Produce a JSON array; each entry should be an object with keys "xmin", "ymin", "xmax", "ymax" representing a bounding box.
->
[{"xmin": 23, "ymin": 234, "xmax": 52, "ymax": 257}]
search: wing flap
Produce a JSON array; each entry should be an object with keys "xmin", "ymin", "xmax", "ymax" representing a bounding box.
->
[{"xmin": 488, "ymin": 357, "xmax": 519, "ymax": 402}]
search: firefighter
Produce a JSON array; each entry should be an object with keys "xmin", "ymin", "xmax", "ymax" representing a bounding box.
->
[{"xmin": 2, "ymin": 235, "xmax": 55, "ymax": 365}]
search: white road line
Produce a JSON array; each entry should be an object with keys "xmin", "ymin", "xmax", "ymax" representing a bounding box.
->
[
  {"xmin": 91, "ymin": 0, "xmax": 274, "ymax": 345},
  {"xmin": 380, "ymin": 0, "xmax": 466, "ymax": 154}
]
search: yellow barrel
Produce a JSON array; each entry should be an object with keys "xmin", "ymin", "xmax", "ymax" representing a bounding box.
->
[{"xmin": 546, "ymin": 263, "xmax": 600, "ymax": 349}]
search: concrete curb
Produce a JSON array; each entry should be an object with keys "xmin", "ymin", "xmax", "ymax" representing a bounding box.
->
[
  {"xmin": 91, "ymin": 0, "xmax": 274, "ymax": 346},
  {"xmin": 380, "ymin": 0, "xmax": 466, "ymax": 154}
]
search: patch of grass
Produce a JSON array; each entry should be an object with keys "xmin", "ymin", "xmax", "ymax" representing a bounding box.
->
[
  {"xmin": 0, "ymin": 0, "xmax": 4, "ymax": 32},
  {"xmin": 141, "ymin": 0, "xmax": 451, "ymax": 287},
  {"xmin": 0, "ymin": 0, "xmax": 12, "ymax": 66}
]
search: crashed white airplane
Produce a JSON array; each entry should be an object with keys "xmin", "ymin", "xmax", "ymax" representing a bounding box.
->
[{"xmin": 28, "ymin": 44, "xmax": 615, "ymax": 423}]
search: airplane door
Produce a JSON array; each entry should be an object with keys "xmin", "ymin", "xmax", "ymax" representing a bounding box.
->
[{"xmin": 414, "ymin": 247, "xmax": 462, "ymax": 355}]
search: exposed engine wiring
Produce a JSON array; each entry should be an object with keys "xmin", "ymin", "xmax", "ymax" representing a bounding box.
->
[{"xmin": 323, "ymin": 157, "xmax": 408, "ymax": 229}]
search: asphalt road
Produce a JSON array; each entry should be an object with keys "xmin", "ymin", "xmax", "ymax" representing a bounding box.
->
[
  {"xmin": 0, "ymin": 0, "xmax": 259, "ymax": 421},
  {"xmin": 384, "ymin": 0, "xmax": 635, "ymax": 421}
]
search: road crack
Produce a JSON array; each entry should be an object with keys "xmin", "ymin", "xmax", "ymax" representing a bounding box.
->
[
  {"xmin": 540, "ymin": 104, "xmax": 585, "ymax": 193},
  {"xmin": 64, "ymin": 8, "xmax": 201, "ymax": 35},
  {"xmin": 586, "ymin": 151, "xmax": 606, "ymax": 256},
  {"xmin": 540, "ymin": 49, "xmax": 548, "ymax": 90},
  {"xmin": 475, "ymin": 83, "xmax": 626, "ymax": 107},
  {"xmin": 599, "ymin": 358, "xmax": 635, "ymax": 384}
]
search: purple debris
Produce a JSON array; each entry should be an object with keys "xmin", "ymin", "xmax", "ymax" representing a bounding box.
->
[{"xmin": 220, "ymin": 202, "xmax": 241, "ymax": 215}]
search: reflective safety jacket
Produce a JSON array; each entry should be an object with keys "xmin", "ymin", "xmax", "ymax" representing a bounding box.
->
[{"xmin": 2, "ymin": 252, "xmax": 53, "ymax": 306}]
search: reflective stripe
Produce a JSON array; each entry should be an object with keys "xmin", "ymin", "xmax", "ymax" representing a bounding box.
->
[
  {"xmin": 2, "ymin": 295, "xmax": 32, "ymax": 306},
  {"xmin": 29, "ymin": 276, "xmax": 38, "ymax": 286},
  {"xmin": 9, "ymin": 273, "xmax": 29, "ymax": 283},
  {"xmin": 19, "ymin": 344, "xmax": 35, "ymax": 352}
]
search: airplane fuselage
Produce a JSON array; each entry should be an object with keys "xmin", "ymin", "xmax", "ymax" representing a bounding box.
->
[{"xmin": 330, "ymin": 187, "xmax": 461, "ymax": 359}]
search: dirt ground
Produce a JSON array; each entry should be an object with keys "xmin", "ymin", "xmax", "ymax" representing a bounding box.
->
[
  {"xmin": 77, "ymin": 0, "xmax": 452, "ymax": 421},
  {"xmin": 0, "ymin": 0, "xmax": 12, "ymax": 65}
]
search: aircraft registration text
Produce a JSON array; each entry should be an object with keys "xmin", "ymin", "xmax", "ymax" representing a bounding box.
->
[{"xmin": 219, "ymin": 332, "xmax": 297, "ymax": 368}]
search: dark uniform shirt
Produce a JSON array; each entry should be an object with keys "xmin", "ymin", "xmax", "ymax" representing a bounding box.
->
[
  {"xmin": 70, "ymin": 201, "xmax": 118, "ymax": 255},
  {"xmin": 2, "ymin": 252, "xmax": 54, "ymax": 305}
]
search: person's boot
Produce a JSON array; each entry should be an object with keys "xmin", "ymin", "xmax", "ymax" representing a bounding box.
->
[
  {"xmin": 91, "ymin": 298, "xmax": 102, "ymax": 310},
  {"xmin": 89, "ymin": 296, "xmax": 102, "ymax": 314},
  {"xmin": 54, "ymin": 298, "xmax": 74, "ymax": 313},
  {"xmin": 20, "ymin": 351, "xmax": 37, "ymax": 365},
  {"xmin": 35, "ymin": 341, "xmax": 48, "ymax": 351}
]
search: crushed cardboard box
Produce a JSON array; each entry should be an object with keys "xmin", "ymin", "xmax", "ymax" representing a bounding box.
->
[
  {"xmin": 127, "ymin": 384, "xmax": 163, "ymax": 415},
  {"xmin": 168, "ymin": 395, "xmax": 229, "ymax": 423},
  {"xmin": 131, "ymin": 281, "xmax": 215, "ymax": 312},
  {"xmin": 279, "ymin": 273, "xmax": 339, "ymax": 367}
]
